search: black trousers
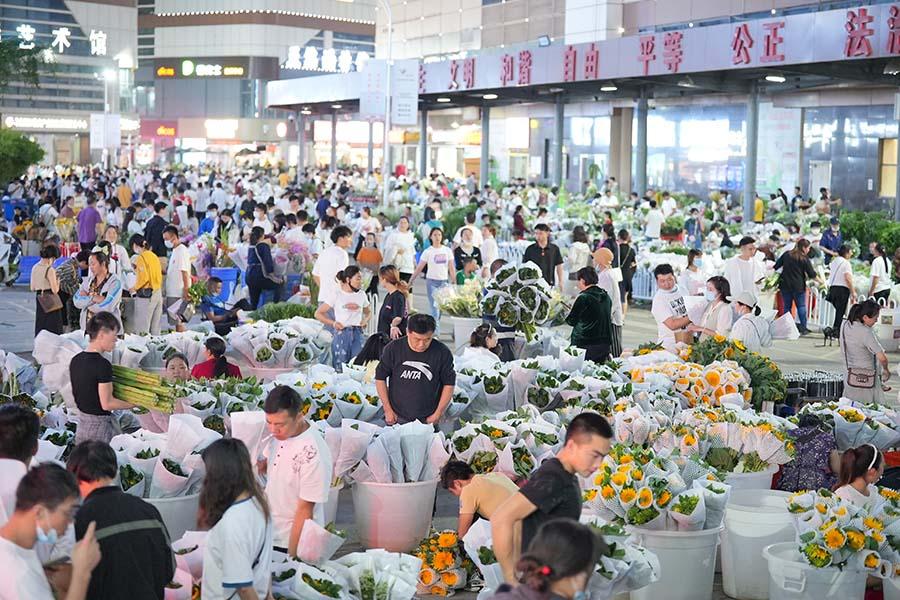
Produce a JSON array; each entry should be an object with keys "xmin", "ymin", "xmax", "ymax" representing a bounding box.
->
[{"xmin": 828, "ymin": 286, "xmax": 851, "ymax": 333}]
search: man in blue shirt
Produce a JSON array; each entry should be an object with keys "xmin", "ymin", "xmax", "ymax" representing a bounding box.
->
[
  {"xmin": 197, "ymin": 203, "xmax": 218, "ymax": 235},
  {"xmin": 819, "ymin": 217, "xmax": 842, "ymax": 265},
  {"xmin": 315, "ymin": 195, "xmax": 330, "ymax": 221},
  {"xmin": 199, "ymin": 277, "xmax": 253, "ymax": 336}
]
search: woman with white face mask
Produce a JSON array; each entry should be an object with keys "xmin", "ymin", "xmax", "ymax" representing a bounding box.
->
[
  {"xmin": 688, "ymin": 276, "xmax": 733, "ymax": 341},
  {"xmin": 729, "ymin": 290, "xmax": 773, "ymax": 352}
]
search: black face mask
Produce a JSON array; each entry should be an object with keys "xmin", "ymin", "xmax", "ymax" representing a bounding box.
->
[{"xmin": 348, "ymin": 283, "xmax": 360, "ymax": 293}]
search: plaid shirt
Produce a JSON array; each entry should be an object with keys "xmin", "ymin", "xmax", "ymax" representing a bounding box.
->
[{"xmin": 55, "ymin": 258, "xmax": 81, "ymax": 296}]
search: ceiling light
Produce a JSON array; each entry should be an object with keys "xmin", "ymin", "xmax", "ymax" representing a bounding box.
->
[
  {"xmin": 436, "ymin": 97, "xmax": 451, "ymax": 102},
  {"xmin": 771, "ymin": 8, "xmax": 777, "ymax": 14},
  {"xmin": 688, "ymin": 22, "xmax": 694, "ymax": 27},
  {"xmin": 538, "ymin": 35, "xmax": 551, "ymax": 47},
  {"xmin": 331, "ymin": 104, "xmax": 342, "ymax": 109},
  {"xmin": 676, "ymin": 76, "xmax": 696, "ymax": 88},
  {"xmin": 483, "ymin": 93, "xmax": 498, "ymax": 100},
  {"xmin": 617, "ymin": 27, "xmax": 625, "ymax": 34},
  {"xmin": 451, "ymin": 121, "xmax": 459, "ymax": 128},
  {"xmin": 600, "ymin": 84, "xmax": 617, "ymax": 92},
  {"xmin": 301, "ymin": 109, "xmax": 312, "ymax": 115},
  {"xmin": 765, "ymin": 74, "xmax": 786, "ymax": 83}
]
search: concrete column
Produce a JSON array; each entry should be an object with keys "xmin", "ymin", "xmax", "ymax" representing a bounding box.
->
[
  {"xmin": 635, "ymin": 88, "xmax": 648, "ymax": 196},
  {"xmin": 553, "ymin": 95, "xmax": 565, "ymax": 189},
  {"xmin": 419, "ymin": 109, "xmax": 428, "ymax": 178},
  {"xmin": 609, "ymin": 107, "xmax": 633, "ymax": 195},
  {"xmin": 330, "ymin": 111, "xmax": 338, "ymax": 174},
  {"xmin": 480, "ymin": 105, "xmax": 490, "ymax": 188},
  {"xmin": 296, "ymin": 111, "xmax": 305, "ymax": 185},
  {"xmin": 744, "ymin": 81, "xmax": 759, "ymax": 225},
  {"xmin": 367, "ymin": 120, "xmax": 374, "ymax": 173}
]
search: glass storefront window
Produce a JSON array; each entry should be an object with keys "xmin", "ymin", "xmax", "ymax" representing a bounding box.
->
[{"xmin": 879, "ymin": 138, "xmax": 897, "ymax": 198}]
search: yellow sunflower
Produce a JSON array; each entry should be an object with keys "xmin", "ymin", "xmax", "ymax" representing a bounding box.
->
[
  {"xmin": 601, "ymin": 485, "xmax": 615, "ymax": 500},
  {"xmin": 846, "ymin": 530, "xmax": 866, "ymax": 551},
  {"xmin": 620, "ymin": 488, "xmax": 637, "ymax": 504},
  {"xmin": 438, "ymin": 532, "xmax": 458, "ymax": 548},
  {"xmin": 611, "ymin": 472, "xmax": 628, "ymax": 487},
  {"xmin": 583, "ymin": 489, "xmax": 598, "ymax": 502},
  {"xmin": 823, "ymin": 528, "xmax": 846, "ymax": 550},
  {"xmin": 657, "ymin": 490, "xmax": 672, "ymax": 507},
  {"xmin": 637, "ymin": 487, "xmax": 653, "ymax": 509},
  {"xmin": 713, "ymin": 334, "xmax": 726, "ymax": 343},
  {"xmin": 864, "ymin": 516, "xmax": 884, "ymax": 532},
  {"xmin": 865, "ymin": 553, "xmax": 880, "ymax": 570},
  {"xmin": 432, "ymin": 551, "xmax": 455, "ymax": 571}
]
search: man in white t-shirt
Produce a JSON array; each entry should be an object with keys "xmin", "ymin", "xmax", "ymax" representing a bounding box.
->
[
  {"xmin": 0, "ymin": 464, "xmax": 100, "ymax": 600},
  {"xmin": 723, "ymin": 236, "xmax": 766, "ymax": 299},
  {"xmin": 650, "ymin": 263, "xmax": 691, "ymax": 351},
  {"xmin": 644, "ymin": 200, "xmax": 665, "ymax": 240},
  {"xmin": 261, "ymin": 387, "xmax": 333, "ymax": 557},
  {"xmin": 312, "ymin": 225, "xmax": 352, "ymax": 305},
  {"xmin": 660, "ymin": 192, "xmax": 677, "ymax": 217},
  {"xmin": 163, "ymin": 226, "xmax": 192, "ymax": 332}
]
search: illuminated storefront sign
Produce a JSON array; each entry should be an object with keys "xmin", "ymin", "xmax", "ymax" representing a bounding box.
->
[
  {"xmin": 4, "ymin": 115, "xmax": 88, "ymax": 131},
  {"xmin": 155, "ymin": 58, "xmax": 248, "ymax": 79},
  {"xmin": 140, "ymin": 120, "xmax": 178, "ymax": 140},
  {"xmin": 283, "ymin": 46, "xmax": 369, "ymax": 73},
  {"xmin": 205, "ymin": 119, "xmax": 239, "ymax": 139}
]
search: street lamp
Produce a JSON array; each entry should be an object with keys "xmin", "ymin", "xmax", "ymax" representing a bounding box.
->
[
  {"xmin": 378, "ymin": 0, "xmax": 392, "ymax": 207},
  {"xmin": 94, "ymin": 69, "xmax": 118, "ymax": 168}
]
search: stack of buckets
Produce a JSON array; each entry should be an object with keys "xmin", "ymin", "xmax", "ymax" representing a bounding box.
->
[{"xmin": 722, "ymin": 467, "xmax": 870, "ymax": 600}]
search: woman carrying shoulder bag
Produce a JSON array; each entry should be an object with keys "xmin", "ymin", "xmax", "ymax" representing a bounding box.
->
[
  {"xmin": 31, "ymin": 243, "xmax": 64, "ymax": 335},
  {"xmin": 840, "ymin": 299, "xmax": 892, "ymax": 404},
  {"xmin": 246, "ymin": 226, "xmax": 283, "ymax": 309}
]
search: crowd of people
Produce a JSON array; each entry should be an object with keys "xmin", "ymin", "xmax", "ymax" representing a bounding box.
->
[{"xmin": 3, "ymin": 161, "xmax": 900, "ymax": 599}]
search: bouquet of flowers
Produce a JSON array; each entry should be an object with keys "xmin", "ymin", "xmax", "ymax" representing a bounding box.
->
[
  {"xmin": 795, "ymin": 401, "xmax": 900, "ymax": 451},
  {"xmin": 583, "ymin": 443, "xmax": 729, "ymax": 531},
  {"xmin": 690, "ymin": 336, "xmax": 787, "ymax": 410},
  {"xmin": 333, "ymin": 549, "xmax": 421, "ymax": 600},
  {"xmin": 628, "ymin": 359, "xmax": 752, "ymax": 409},
  {"xmin": 436, "ymin": 279, "xmax": 483, "ymax": 318},
  {"xmin": 786, "ymin": 488, "xmax": 900, "ymax": 575},
  {"xmin": 414, "ymin": 530, "xmax": 474, "ymax": 596},
  {"xmin": 227, "ymin": 318, "xmax": 330, "ymax": 369},
  {"xmin": 481, "ymin": 261, "xmax": 554, "ymax": 341},
  {"xmin": 661, "ymin": 406, "xmax": 797, "ymax": 474}
]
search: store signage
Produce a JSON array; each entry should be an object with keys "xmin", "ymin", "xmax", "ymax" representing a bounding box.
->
[
  {"xmin": 9, "ymin": 24, "xmax": 106, "ymax": 57},
  {"xmin": 391, "ymin": 59, "xmax": 419, "ymax": 126},
  {"xmin": 140, "ymin": 120, "xmax": 178, "ymax": 139},
  {"xmin": 205, "ymin": 119, "xmax": 239, "ymax": 139},
  {"xmin": 283, "ymin": 46, "xmax": 370, "ymax": 73},
  {"xmin": 418, "ymin": 3, "xmax": 900, "ymax": 94},
  {"xmin": 155, "ymin": 58, "xmax": 248, "ymax": 79},
  {"xmin": 3, "ymin": 115, "xmax": 88, "ymax": 131}
]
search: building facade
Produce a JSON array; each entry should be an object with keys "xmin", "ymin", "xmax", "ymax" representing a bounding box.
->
[
  {"xmin": 0, "ymin": 0, "xmax": 138, "ymax": 164},
  {"xmin": 132, "ymin": 0, "xmax": 377, "ymax": 168},
  {"xmin": 309, "ymin": 0, "xmax": 900, "ymax": 211}
]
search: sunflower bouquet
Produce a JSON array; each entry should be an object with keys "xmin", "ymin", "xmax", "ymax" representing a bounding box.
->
[
  {"xmin": 583, "ymin": 443, "xmax": 728, "ymax": 531},
  {"xmin": 627, "ymin": 360, "xmax": 751, "ymax": 408},
  {"xmin": 414, "ymin": 530, "xmax": 472, "ymax": 596},
  {"xmin": 795, "ymin": 401, "xmax": 900, "ymax": 451},
  {"xmin": 690, "ymin": 336, "xmax": 786, "ymax": 410},
  {"xmin": 786, "ymin": 488, "xmax": 900, "ymax": 575}
]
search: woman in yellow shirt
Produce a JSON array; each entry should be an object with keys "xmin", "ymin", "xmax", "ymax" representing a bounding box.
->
[{"xmin": 128, "ymin": 233, "xmax": 164, "ymax": 335}]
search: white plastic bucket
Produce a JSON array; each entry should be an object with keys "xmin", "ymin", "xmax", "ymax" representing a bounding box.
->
[
  {"xmin": 725, "ymin": 464, "xmax": 778, "ymax": 491},
  {"xmin": 884, "ymin": 576, "xmax": 900, "ymax": 600},
  {"xmin": 352, "ymin": 478, "xmax": 438, "ymax": 552},
  {"xmin": 323, "ymin": 484, "xmax": 342, "ymax": 526},
  {"xmin": 763, "ymin": 542, "xmax": 867, "ymax": 600},
  {"xmin": 722, "ymin": 490, "xmax": 794, "ymax": 600},
  {"xmin": 146, "ymin": 492, "xmax": 200, "ymax": 541},
  {"xmin": 452, "ymin": 317, "xmax": 483, "ymax": 351},
  {"xmin": 628, "ymin": 526, "xmax": 722, "ymax": 600}
]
